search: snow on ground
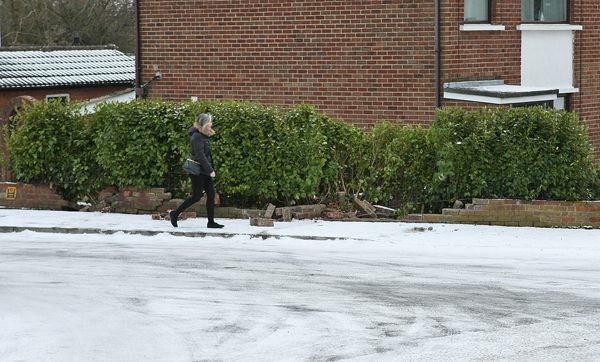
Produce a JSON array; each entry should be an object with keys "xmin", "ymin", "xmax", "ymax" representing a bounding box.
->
[{"xmin": 1, "ymin": 209, "xmax": 600, "ymax": 361}]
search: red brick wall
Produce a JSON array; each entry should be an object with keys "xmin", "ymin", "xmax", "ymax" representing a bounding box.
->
[
  {"xmin": 139, "ymin": 0, "xmax": 438, "ymax": 127},
  {"xmin": 0, "ymin": 183, "xmax": 68, "ymax": 210},
  {"xmin": 412, "ymin": 198, "xmax": 600, "ymax": 229},
  {"xmin": 138, "ymin": 0, "xmax": 600, "ymax": 159},
  {"xmin": 571, "ymin": 1, "xmax": 600, "ymax": 160},
  {"xmin": 441, "ymin": 0, "xmax": 521, "ymax": 86},
  {"xmin": 0, "ymin": 85, "xmax": 132, "ymax": 119}
]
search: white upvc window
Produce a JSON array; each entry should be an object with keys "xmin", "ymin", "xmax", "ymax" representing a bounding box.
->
[
  {"xmin": 522, "ymin": 0, "xmax": 568, "ymax": 23},
  {"xmin": 46, "ymin": 94, "xmax": 70, "ymax": 103},
  {"xmin": 464, "ymin": 0, "xmax": 489, "ymax": 23}
]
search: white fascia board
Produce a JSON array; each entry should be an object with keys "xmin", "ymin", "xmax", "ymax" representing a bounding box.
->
[{"xmin": 444, "ymin": 91, "xmax": 557, "ymax": 105}]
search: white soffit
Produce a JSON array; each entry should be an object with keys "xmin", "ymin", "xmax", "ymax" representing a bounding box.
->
[{"xmin": 443, "ymin": 80, "xmax": 561, "ymax": 105}]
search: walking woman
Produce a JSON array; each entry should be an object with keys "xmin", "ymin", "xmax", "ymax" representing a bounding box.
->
[{"xmin": 170, "ymin": 114, "xmax": 224, "ymax": 229}]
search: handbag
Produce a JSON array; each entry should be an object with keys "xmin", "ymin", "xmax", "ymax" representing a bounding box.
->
[{"xmin": 183, "ymin": 158, "xmax": 202, "ymax": 175}]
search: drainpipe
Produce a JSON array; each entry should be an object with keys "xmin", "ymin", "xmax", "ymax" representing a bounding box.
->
[
  {"xmin": 435, "ymin": 0, "xmax": 441, "ymax": 108},
  {"xmin": 579, "ymin": 0, "xmax": 583, "ymax": 117},
  {"xmin": 134, "ymin": 0, "xmax": 142, "ymax": 99}
]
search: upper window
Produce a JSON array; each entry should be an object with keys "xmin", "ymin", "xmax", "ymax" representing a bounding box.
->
[
  {"xmin": 464, "ymin": 0, "xmax": 489, "ymax": 23},
  {"xmin": 522, "ymin": 0, "xmax": 568, "ymax": 22}
]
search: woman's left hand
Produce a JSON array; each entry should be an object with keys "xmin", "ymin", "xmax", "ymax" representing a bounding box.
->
[{"xmin": 210, "ymin": 172, "xmax": 216, "ymax": 178}]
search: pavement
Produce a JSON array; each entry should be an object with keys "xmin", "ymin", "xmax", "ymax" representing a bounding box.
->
[{"xmin": 0, "ymin": 208, "xmax": 390, "ymax": 241}]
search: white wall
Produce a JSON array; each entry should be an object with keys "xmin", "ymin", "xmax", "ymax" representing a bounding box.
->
[{"xmin": 520, "ymin": 27, "xmax": 577, "ymax": 91}]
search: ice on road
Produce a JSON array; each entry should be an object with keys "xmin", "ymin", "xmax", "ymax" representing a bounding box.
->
[{"xmin": 1, "ymin": 210, "xmax": 600, "ymax": 361}]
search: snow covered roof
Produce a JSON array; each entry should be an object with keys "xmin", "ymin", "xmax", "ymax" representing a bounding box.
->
[
  {"xmin": 0, "ymin": 45, "xmax": 135, "ymax": 89},
  {"xmin": 443, "ymin": 80, "xmax": 564, "ymax": 105}
]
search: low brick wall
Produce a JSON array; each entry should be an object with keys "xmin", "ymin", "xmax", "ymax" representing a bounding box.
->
[
  {"xmin": 91, "ymin": 186, "xmax": 173, "ymax": 214},
  {"xmin": 0, "ymin": 182, "xmax": 325, "ymax": 221},
  {"xmin": 0, "ymin": 182, "xmax": 69, "ymax": 210},
  {"xmin": 405, "ymin": 198, "xmax": 600, "ymax": 229},
  {"xmin": 4, "ymin": 182, "xmax": 599, "ymax": 228}
]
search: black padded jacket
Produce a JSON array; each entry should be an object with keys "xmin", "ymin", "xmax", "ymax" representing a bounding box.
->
[{"xmin": 188, "ymin": 126, "xmax": 215, "ymax": 176}]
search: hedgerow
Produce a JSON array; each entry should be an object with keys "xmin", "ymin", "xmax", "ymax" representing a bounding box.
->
[
  {"xmin": 2, "ymin": 99, "xmax": 104, "ymax": 202},
  {"xmin": 3, "ymin": 99, "xmax": 598, "ymax": 208}
]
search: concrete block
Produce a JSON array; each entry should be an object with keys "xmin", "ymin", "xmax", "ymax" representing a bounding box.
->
[
  {"xmin": 265, "ymin": 203, "xmax": 276, "ymax": 218},
  {"xmin": 250, "ymin": 217, "xmax": 274, "ymax": 227},
  {"xmin": 293, "ymin": 212, "xmax": 311, "ymax": 220},
  {"xmin": 353, "ymin": 198, "xmax": 376, "ymax": 215},
  {"xmin": 281, "ymin": 207, "xmax": 292, "ymax": 222}
]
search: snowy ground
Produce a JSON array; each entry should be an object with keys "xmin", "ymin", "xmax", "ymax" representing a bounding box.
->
[{"xmin": 1, "ymin": 209, "xmax": 600, "ymax": 361}]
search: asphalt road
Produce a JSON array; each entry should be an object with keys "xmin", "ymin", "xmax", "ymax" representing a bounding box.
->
[{"xmin": 1, "ymin": 230, "xmax": 600, "ymax": 361}]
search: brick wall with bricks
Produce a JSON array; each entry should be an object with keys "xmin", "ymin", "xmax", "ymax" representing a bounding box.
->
[
  {"xmin": 571, "ymin": 0, "xmax": 600, "ymax": 162},
  {"xmin": 407, "ymin": 199, "xmax": 600, "ymax": 229},
  {"xmin": 138, "ymin": 0, "xmax": 600, "ymax": 160},
  {"xmin": 0, "ymin": 182, "xmax": 69, "ymax": 210},
  {"xmin": 2, "ymin": 182, "xmax": 599, "ymax": 228},
  {"xmin": 0, "ymin": 85, "xmax": 132, "ymax": 121},
  {"xmin": 138, "ymin": 0, "xmax": 438, "ymax": 128},
  {"xmin": 91, "ymin": 186, "xmax": 173, "ymax": 214}
]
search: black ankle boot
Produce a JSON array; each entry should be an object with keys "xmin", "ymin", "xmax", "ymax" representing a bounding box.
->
[
  {"xmin": 207, "ymin": 221, "xmax": 224, "ymax": 229},
  {"xmin": 169, "ymin": 211, "xmax": 179, "ymax": 227}
]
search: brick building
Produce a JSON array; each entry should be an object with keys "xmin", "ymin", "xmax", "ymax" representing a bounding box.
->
[
  {"xmin": 0, "ymin": 45, "xmax": 136, "ymax": 181},
  {"xmin": 0, "ymin": 45, "xmax": 135, "ymax": 132},
  {"xmin": 135, "ymin": 0, "xmax": 600, "ymax": 159}
]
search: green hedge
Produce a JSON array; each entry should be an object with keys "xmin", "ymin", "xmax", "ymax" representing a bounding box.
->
[
  {"xmin": 2, "ymin": 99, "xmax": 104, "ymax": 201},
  {"xmin": 3, "ymin": 99, "xmax": 598, "ymax": 208},
  {"xmin": 430, "ymin": 107, "xmax": 598, "ymax": 202}
]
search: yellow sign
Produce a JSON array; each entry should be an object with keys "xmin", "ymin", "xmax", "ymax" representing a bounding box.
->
[{"xmin": 6, "ymin": 187, "xmax": 17, "ymax": 200}]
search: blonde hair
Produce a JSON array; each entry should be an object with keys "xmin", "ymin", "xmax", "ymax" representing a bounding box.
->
[{"xmin": 194, "ymin": 113, "xmax": 213, "ymax": 131}]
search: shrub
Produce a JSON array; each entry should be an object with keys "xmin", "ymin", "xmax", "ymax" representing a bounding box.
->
[
  {"xmin": 4, "ymin": 99, "xmax": 598, "ymax": 208},
  {"xmin": 4, "ymin": 99, "xmax": 102, "ymax": 202},
  {"xmin": 431, "ymin": 107, "xmax": 598, "ymax": 201},
  {"xmin": 318, "ymin": 117, "xmax": 372, "ymax": 203},
  {"xmin": 206, "ymin": 101, "xmax": 327, "ymax": 206},
  {"xmin": 375, "ymin": 123, "xmax": 437, "ymax": 208},
  {"xmin": 91, "ymin": 99, "xmax": 192, "ymax": 194}
]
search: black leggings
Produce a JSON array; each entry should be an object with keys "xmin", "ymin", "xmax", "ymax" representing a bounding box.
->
[{"xmin": 174, "ymin": 174, "xmax": 215, "ymax": 222}]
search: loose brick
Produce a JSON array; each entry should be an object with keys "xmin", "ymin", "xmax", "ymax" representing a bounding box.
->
[
  {"xmin": 293, "ymin": 212, "xmax": 312, "ymax": 220},
  {"xmin": 265, "ymin": 203, "xmax": 276, "ymax": 218},
  {"xmin": 183, "ymin": 212, "xmax": 197, "ymax": 219},
  {"xmin": 250, "ymin": 217, "xmax": 274, "ymax": 227},
  {"xmin": 323, "ymin": 211, "xmax": 344, "ymax": 219}
]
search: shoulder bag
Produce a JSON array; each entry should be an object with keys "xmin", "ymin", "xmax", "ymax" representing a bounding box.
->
[{"xmin": 183, "ymin": 158, "xmax": 202, "ymax": 175}]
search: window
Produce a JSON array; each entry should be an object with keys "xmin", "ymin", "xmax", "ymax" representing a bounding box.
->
[
  {"xmin": 464, "ymin": 0, "xmax": 489, "ymax": 22},
  {"xmin": 522, "ymin": 0, "xmax": 568, "ymax": 22},
  {"xmin": 46, "ymin": 94, "xmax": 69, "ymax": 103},
  {"xmin": 511, "ymin": 96, "xmax": 568, "ymax": 110}
]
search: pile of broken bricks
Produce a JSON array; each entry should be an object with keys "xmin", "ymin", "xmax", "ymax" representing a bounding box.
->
[
  {"xmin": 152, "ymin": 197, "xmax": 397, "ymax": 227},
  {"xmin": 251, "ymin": 199, "xmax": 397, "ymax": 227},
  {"xmin": 245, "ymin": 199, "xmax": 397, "ymax": 227}
]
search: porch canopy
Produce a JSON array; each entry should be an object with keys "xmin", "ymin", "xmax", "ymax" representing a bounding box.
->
[{"xmin": 443, "ymin": 80, "xmax": 562, "ymax": 105}]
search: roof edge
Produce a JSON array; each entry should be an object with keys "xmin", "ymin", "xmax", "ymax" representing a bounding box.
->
[{"xmin": 0, "ymin": 45, "xmax": 119, "ymax": 52}]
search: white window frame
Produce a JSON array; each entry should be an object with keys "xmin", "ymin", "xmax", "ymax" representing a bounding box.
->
[
  {"xmin": 464, "ymin": 0, "xmax": 490, "ymax": 23},
  {"xmin": 521, "ymin": 0, "xmax": 569, "ymax": 23},
  {"xmin": 46, "ymin": 94, "xmax": 70, "ymax": 102}
]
